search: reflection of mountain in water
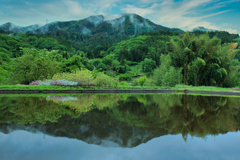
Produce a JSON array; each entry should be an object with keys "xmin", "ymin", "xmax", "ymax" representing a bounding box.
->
[
  {"xmin": 0, "ymin": 110, "xmax": 165, "ymax": 148},
  {"xmin": 0, "ymin": 94, "xmax": 240, "ymax": 147}
]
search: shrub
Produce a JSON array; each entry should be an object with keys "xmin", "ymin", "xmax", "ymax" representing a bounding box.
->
[
  {"xmin": 153, "ymin": 54, "xmax": 182, "ymax": 87},
  {"xmin": 52, "ymin": 69, "xmax": 94, "ymax": 86},
  {"xmin": 94, "ymin": 73, "xmax": 116, "ymax": 87},
  {"xmin": 13, "ymin": 48, "xmax": 60, "ymax": 84},
  {"xmin": 29, "ymin": 79, "xmax": 78, "ymax": 86},
  {"xmin": 50, "ymin": 79, "xmax": 78, "ymax": 86},
  {"xmin": 138, "ymin": 76, "xmax": 146, "ymax": 86},
  {"xmin": 29, "ymin": 80, "xmax": 42, "ymax": 85},
  {"xmin": 118, "ymin": 73, "xmax": 132, "ymax": 81}
]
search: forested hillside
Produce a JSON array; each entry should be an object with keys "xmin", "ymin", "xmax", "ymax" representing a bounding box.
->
[{"xmin": 0, "ymin": 16, "xmax": 239, "ymax": 88}]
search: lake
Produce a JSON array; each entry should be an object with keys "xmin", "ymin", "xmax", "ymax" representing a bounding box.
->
[{"xmin": 0, "ymin": 93, "xmax": 240, "ymax": 160}]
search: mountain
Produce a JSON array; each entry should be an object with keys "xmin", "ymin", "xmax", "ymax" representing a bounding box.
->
[
  {"xmin": 0, "ymin": 14, "xmax": 184, "ymax": 36},
  {"xmin": 193, "ymin": 26, "xmax": 216, "ymax": 32},
  {"xmin": 0, "ymin": 22, "xmax": 42, "ymax": 33}
]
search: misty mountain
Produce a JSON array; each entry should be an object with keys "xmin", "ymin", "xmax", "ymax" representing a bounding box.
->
[
  {"xmin": 0, "ymin": 14, "xmax": 183, "ymax": 36},
  {"xmin": 0, "ymin": 22, "xmax": 42, "ymax": 33}
]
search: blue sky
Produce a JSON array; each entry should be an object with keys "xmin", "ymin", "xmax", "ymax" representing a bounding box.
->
[{"xmin": 0, "ymin": 0, "xmax": 239, "ymax": 33}]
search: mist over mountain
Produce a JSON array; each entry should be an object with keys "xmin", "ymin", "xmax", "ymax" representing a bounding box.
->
[
  {"xmin": 0, "ymin": 14, "xmax": 183, "ymax": 36},
  {"xmin": 0, "ymin": 22, "xmax": 42, "ymax": 33},
  {"xmin": 193, "ymin": 26, "xmax": 216, "ymax": 32}
]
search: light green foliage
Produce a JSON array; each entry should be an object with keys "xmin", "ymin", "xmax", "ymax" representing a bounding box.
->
[
  {"xmin": 0, "ymin": 67, "xmax": 10, "ymax": 85},
  {"xmin": 92, "ymin": 59, "xmax": 101, "ymax": 66},
  {"xmin": 52, "ymin": 69, "xmax": 94, "ymax": 86},
  {"xmin": 117, "ymin": 81, "xmax": 129, "ymax": 87},
  {"xmin": 153, "ymin": 54, "xmax": 182, "ymax": 87},
  {"xmin": 13, "ymin": 48, "xmax": 60, "ymax": 84},
  {"xmin": 112, "ymin": 60, "xmax": 121, "ymax": 68},
  {"xmin": 94, "ymin": 73, "xmax": 116, "ymax": 87},
  {"xmin": 138, "ymin": 76, "xmax": 147, "ymax": 86},
  {"xmin": 102, "ymin": 54, "xmax": 113, "ymax": 65}
]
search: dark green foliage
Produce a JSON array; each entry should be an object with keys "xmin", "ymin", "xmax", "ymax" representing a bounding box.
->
[
  {"xmin": 118, "ymin": 72, "xmax": 132, "ymax": 81},
  {"xmin": 61, "ymin": 54, "xmax": 82, "ymax": 72},
  {"xmin": 193, "ymin": 30, "xmax": 239, "ymax": 44},
  {"xmin": 141, "ymin": 58, "xmax": 157, "ymax": 73},
  {"xmin": 97, "ymin": 63, "xmax": 106, "ymax": 71},
  {"xmin": 0, "ymin": 52, "xmax": 10, "ymax": 62},
  {"xmin": 166, "ymin": 32, "xmax": 240, "ymax": 87},
  {"xmin": 86, "ymin": 50, "xmax": 94, "ymax": 59}
]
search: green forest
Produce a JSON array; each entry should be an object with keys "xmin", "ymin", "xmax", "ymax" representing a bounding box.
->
[{"xmin": 0, "ymin": 28, "xmax": 240, "ymax": 88}]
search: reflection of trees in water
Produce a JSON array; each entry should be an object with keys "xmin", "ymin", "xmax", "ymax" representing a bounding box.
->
[
  {"xmin": 0, "ymin": 94, "xmax": 124, "ymax": 125},
  {"xmin": 0, "ymin": 97, "xmax": 16, "ymax": 123},
  {"xmin": 0, "ymin": 97, "xmax": 78, "ymax": 125},
  {"xmin": 50, "ymin": 94, "xmax": 119, "ymax": 113},
  {"xmin": 0, "ymin": 94, "xmax": 240, "ymax": 141},
  {"xmin": 164, "ymin": 95, "xmax": 239, "ymax": 140},
  {"xmin": 105, "ymin": 94, "xmax": 240, "ymax": 140}
]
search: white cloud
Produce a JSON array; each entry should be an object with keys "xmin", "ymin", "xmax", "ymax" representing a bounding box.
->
[
  {"xmin": 63, "ymin": 0, "xmax": 94, "ymax": 18},
  {"xmin": 143, "ymin": 0, "xmax": 238, "ymax": 33},
  {"xmin": 121, "ymin": 3, "xmax": 158, "ymax": 17}
]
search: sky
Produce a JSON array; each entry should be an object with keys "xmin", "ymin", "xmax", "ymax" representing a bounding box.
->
[{"xmin": 0, "ymin": 0, "xmax": 239, "ymax": 34}]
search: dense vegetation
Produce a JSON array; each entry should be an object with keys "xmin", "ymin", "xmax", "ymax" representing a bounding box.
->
[{"xmin": 0, "ymin": 28, "xmax": 239, "ymax": 88}]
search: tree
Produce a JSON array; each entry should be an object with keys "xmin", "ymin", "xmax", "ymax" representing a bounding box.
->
[
  {"xmin": 141, "ymin": 58, "xmax": 157, "ymax": 73},
  {"xmin": 166, "ymin": 32, "xmax": 240, "ymax": 87},
  {"xmin": 97, "ymin": 63, "xmax": 106, "ymax": 71},
  {"xmin": 13, "ymin": 48, "xmax": 60, "ymax": 84},
  {"xmin": 153, "ymin": 54, "xmax": 182, "ymax": 87},
  {"xmin": 86, "ymin": 50, "xmax": 94, "ymax": 59},
  {"xmin": 102, "ymin": 55, "xmax": 113, "ymax": 65}
]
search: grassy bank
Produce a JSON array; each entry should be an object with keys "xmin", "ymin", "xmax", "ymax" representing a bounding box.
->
[{"xmin": 0, "ymin": 84, "xmax": 239, "ymax": 93}]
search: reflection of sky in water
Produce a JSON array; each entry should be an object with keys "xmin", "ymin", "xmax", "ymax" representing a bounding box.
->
[
  {"xmin": 46, "ymin": 96, "xmax": 78, "ymax": 102},
  {"xmin": 0, "ymin": 131, "xmax": 240, "ymax": 160}
]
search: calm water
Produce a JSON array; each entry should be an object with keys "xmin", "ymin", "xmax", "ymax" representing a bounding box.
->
[{"xmin": 0, "ymin": 93, "xmax": 240, "ymax": 160}]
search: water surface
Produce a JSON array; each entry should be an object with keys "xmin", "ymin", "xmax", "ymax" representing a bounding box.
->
[{"xmin": 0, "ymin": 93, "xmax": 240, "ymax": 160}]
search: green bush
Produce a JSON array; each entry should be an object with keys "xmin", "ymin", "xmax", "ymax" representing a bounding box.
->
[
  {"xmin": 153, "ymin": 54, "xmax": 182, "ymax": 87},
  {"xmin": 118, "ymin": 73, "xmax": 132, "ymax": 81},
  {"xmin": 138, "ymin": 76, "xmax": 146, "ymax": 86},
  {"xmin": 13, "ymin": 48, "xmax": 60, "ymax": 84},
  {"xmin": 94, "ymin": 73, "xmax": 116, "ymax": 87}
]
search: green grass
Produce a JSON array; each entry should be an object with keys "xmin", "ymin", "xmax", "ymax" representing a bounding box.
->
[
  {"xmin": 0, "ymin": 85, "xmax": 80, "ymax": 91},
  {"xmin": 172, "ymin": 84, "xmax": 240, "ymax": 92},
  {"xmin": 0, "ymin": 84, "xmax": 239, "ymax": 93}
]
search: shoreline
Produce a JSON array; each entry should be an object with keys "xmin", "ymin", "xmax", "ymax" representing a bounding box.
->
[{"xmin": 1, "ymin": 89, "xmax": 240, "ymax": 96}]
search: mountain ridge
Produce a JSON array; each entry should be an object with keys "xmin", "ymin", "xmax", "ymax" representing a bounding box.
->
[{"xmin": 0, "ymin": 13, "xmax": 184, "ymax": 35}]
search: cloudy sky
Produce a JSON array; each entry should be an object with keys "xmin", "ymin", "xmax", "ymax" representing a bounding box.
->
[{"xmin": 0, "ymin": 0, "xmax": 239, "ymax": 33}]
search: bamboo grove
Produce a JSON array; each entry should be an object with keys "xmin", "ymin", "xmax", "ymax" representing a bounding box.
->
[{"xmin": 161, "ymin": 32, "xmax": 240, "ymax": 87}]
